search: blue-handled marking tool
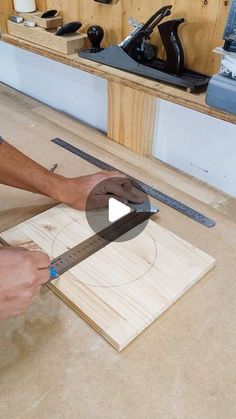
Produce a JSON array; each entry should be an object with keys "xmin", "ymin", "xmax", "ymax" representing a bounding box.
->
[{"xmin": 49, "ymin": 266, "xmax": 59, "ymax": 280}]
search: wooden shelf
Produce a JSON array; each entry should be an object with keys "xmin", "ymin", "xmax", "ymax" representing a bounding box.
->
[{"xmin": 1, "ymin": 33, "xmax": 236, "ymax": 126}]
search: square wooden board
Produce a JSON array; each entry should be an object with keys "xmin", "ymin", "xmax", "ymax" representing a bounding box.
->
[{"xmin": 1, "ymin": 204, "xmax": 215, "ymax": 351}]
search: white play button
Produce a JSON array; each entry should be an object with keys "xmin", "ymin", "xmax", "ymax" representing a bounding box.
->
[
  {"xmin": 109, "ymin": 198, "xmax": 132, "ymax": 223},
  {"xmin": 86, "ymin": 176, "xmax": 154, "ymax": 241}
]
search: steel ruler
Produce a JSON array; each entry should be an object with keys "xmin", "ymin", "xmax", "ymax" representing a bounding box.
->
[
  {"xmin": 51, "ymin": 138, "xmax": 215, "ymax": 228},
  {"xmin": 49, "ymin": 210, "xmax": 153, "ymax": 281}
]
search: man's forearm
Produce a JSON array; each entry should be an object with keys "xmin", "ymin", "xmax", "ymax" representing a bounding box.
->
[
  {"xmin": 0, "ymin": 140, "xmax": 64, "ymax": 199},
  {"xmin": 0, "ymin": 138, "xmax": 141, "ymax": 211}
]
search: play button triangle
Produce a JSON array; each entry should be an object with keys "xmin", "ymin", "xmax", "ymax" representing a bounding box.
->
[{"xmin": 109, "ymin": 198, "xmax": 132, "ymax": 223}]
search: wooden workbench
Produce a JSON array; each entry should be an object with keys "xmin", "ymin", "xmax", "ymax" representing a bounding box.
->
[{"xmin": 0, "ymin": 83, "xmax": 236, "ymax": 418}]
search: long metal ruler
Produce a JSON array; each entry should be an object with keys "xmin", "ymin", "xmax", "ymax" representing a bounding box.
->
[
  {"xmin": 49, "ymin": 210, "xmax": 152, "ymax": 281},
  {"xmin": 51, "ymin": 138, "xmax": 215, "ymax": 228}
]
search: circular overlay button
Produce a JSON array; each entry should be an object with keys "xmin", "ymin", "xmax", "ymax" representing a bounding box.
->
[{"xmin": 85, "ymin": 176, "xmax": 154, "ymax": 243}]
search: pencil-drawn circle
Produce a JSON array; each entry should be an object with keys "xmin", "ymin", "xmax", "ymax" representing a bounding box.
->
[{"xmin": 51, "ymin": 218, "xmax": 157, "ymax": 288}]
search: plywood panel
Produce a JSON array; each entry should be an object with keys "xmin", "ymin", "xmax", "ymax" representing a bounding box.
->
[
  {"xmin": 1, "ymin": 204, "xmax": 215, "ymax": 351},
  {"xmin": 108, "ymin": 81, "xmax": 156, "ymax": 156},
  {"xmin": 0, "ymin": 0, "xmax": 13, "ymax": 32},
  {"xmin": 45, "ymin": 0, "xmax": 123, "ymax": 46},
  {"xmin": 36, "ymin": 0, "xmax": 230, "ymax": 75},
  {"xmin": 36, "ymin": 0, "xmax": 47, "ymax": 10}
]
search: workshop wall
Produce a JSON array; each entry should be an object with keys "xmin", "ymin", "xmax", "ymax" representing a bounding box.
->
[
  {"xmin": 152, "ymin": 99, "xmax": 236, "ymax": 196},
  {"xmin": 0, "ymin": 42, "xmax": 108, "ymax": 132},
  {"xmin": 35, "ymin": 0, "xmax": 229, "ymax": 75}
]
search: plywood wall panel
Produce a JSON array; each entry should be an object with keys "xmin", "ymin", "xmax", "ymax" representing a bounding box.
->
[
  {"xmin": 0, "ymin": 0, "xmax": 13, "ymax": 32},
  {"xmin": 36, "ymin": 0, "xmax": 47, "ymax": 10},
  {"xmin": 108, "ymin": 81, "xmax": 156, "ymax": 156}
]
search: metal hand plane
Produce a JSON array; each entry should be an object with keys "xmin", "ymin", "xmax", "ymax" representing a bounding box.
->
[
  {"xmin": 120, "ymin": 6, "xmax": 185, "ymax": 76},
  {"xmin": 79, "ymin": 5, "xmax": 210, "ymax": 92}
]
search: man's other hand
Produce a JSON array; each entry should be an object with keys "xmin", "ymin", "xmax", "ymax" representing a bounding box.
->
[{"xmin": 0, "ymin": 248, "xmax": 50, "ymax": 320}]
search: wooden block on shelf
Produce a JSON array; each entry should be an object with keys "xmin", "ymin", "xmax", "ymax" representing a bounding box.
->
[
  {"xmin": 15, "ymin": 11, "xmax": 63, "ymax": 29},
  {"xmin": 7, "ymin": 20, "xmax": 87, "ymax": 54},
  {"xmin": 1, "ymin": 204, "xmax": 215, "ymax": 351}
]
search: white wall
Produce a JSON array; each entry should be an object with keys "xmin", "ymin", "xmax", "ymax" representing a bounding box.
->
[
  {"xmin": 153, "ymin": 99, "xmax": 236, "ymax": 197},
  {"xmin": 0, "ymin": 42, "xmax": 107, "ymax": 132},
  {"xmin": 1, "ymin": 42, "xmax": 235, "ymax": 197}
]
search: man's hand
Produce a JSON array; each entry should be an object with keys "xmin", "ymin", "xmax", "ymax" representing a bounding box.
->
[
  {"xmin": 0, "ymin": 140, "xmax": 143, "ymax": 210},
  {"xmin": 0, "ymin": 248, "xmax": 50, "ymax": 320},
  {"xmin": 56, "ymin": 171, "xmax": 143, "ymax": 210}
]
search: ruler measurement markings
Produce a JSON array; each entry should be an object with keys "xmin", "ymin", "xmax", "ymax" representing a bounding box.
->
[{"xmin": 49, "ymin": 211, "xmax": 151, "ymax": 280}]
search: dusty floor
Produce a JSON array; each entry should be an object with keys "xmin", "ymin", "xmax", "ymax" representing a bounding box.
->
[{"xmin": 0, "ymin": 83, "xmax": 236, "ymax": 419}]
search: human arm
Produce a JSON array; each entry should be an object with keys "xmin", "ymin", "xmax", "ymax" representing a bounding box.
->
[
  {"xmin": 0, "ymin": 139, "xmax": 143, "ymax": 321},
  {"xmin": 0, "ymin": 139, "xmax": 142, "ymax": 209}
]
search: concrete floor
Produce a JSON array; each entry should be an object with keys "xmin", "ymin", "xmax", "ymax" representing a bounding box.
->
[{"xmin": 0, "ymin": 83, "xmax": 236, "ymax": 419}]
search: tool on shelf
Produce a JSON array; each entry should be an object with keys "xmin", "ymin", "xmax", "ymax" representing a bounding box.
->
[
  {"xmin": 55, "ymin": 21, "xmax": 82, "ymax": 36},
  {"xmin": 120, "ymin": 6, "xmax": 171, "ymax": 64},
  {"xmin": 79, "ymin": 5, "xmax": 210, "ymax": 92},
  {"xmin": 94, "ymin": 0, "xmax": 112, "ymax": 3},
  {"xmin": 87, "ymin": 25, "xmax": 104, "ymax": 52},
  {"xmin": 158, "ymin": 18, "xmax": 185, "ymax": 75},
  {"xmin": 24, "ymin": 20, "xmax": 36, "ymax": 27},
  {"xmin": 121, "ymin": 11, "xmax": 185, "ymax": 76},
  {"xmin": 40, "ymin": 9, "xmax": 58, "ymax": 19},
  {"xmin": 10, "ymin": 15, "xmax": 24, "ymax": 24}
]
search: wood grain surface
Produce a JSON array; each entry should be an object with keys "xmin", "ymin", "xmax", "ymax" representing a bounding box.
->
[
  {"xmin": 108, "ymin": 81, "xmax": 157, "ymax": 156},
  {"xmin": 1, "ymin": 204, "xmax": 215, "ymax": 351}
]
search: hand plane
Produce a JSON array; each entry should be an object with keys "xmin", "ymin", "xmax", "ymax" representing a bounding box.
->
[
  {"xmin": 79, "ymin": 5, "xmax": 210, "ymax": 92},
  {"xmin": 120, "ymin": 6, "xmax": 184, "ymax": 76}
]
